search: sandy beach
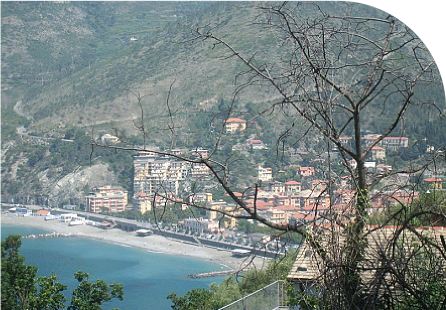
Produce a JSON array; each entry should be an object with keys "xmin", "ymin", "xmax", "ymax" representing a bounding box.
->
[{"xmin": 1, "ymin": 215, "xmax": 269, "ymax": 272}]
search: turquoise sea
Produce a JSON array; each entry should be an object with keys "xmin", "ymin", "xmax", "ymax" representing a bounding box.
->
[{"xmin": 1, "ymin": 224, "xmax": 224, "ymax": 310}]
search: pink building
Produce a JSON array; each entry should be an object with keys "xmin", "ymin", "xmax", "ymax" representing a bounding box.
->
[{"xmin": 85, "ymin": 186, "xmax": 128, "ymax": 213}]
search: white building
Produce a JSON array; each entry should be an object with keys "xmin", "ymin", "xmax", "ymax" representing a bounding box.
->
[
  {"xmin": 180, "ymin": 218, "xmax": 220, "ymax": 234},
  {"xmin": 258, "ymin": 165, "xmax": 273, "ymax": 182}
]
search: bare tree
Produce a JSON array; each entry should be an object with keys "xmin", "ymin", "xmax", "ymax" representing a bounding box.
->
[
  {"xmin": 93, "ymin": 2, "xmax": 445, "ymax": 309},
  {"xmin": 176, "ymin": 2, "xmax": 445, "ymax": 308}
]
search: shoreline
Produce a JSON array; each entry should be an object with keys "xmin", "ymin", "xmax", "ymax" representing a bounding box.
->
[{"xmin": 1, "ymin": 215, "xmax": 268, "ymax": 271}]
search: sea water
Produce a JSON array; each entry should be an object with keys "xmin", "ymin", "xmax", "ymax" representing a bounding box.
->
[{"xmin": 1, "ymin": 224, "xmax": 224, "ymax": 310}]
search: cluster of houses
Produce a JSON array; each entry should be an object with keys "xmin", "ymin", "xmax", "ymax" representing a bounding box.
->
[
  {"xmin": 132, "ymin": 148, "xmax": 212, "ymax": 213},
  {"xmin": 80, "ymin": 118, "xmax": 444, "ymax": 234}
]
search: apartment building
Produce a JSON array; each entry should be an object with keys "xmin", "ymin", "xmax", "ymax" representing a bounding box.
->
[
  {"xmin": 133, "ymin": 152, "xmax": 192, "ymax": 196},
  {"xmin": 85, "ymin": 185, "xmax": 128, "ymax": 213},
  {"xmin": 133, "ymin": 150, "xmax": 212, "ymax": 211},
  {"xmin": 132, "ymin": 192, "xmax": 152, "ymax": 214}
]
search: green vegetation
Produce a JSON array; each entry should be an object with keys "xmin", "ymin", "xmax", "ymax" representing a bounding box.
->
[
  {"xmin": 2, "ymin": 1, "xmax": 445, "ymax": 205},
  {"xmin": 167, "ymin": 251, "xmax": 297, "ymax": 309},
  {"xmin": 1, "ymin": 234, "xmax": 124, "ymax": 310},
  {"xmin": 368, "ymin": 191, "xmax": 446, "ymax": 227},
  {"xmin": 1, "ymin": 125, "xmax": 138, "ymax": 202}
]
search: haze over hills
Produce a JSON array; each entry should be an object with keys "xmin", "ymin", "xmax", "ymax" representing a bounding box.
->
[
  {"xmin": 1, "ymin": 1, "xmax": 445, "ymax": 204},
  {"xmin": 2, "ymin": 1, "xmax": 278, "ymax": 135},
  {"xmin": 2, "ymin": 2, "xmax": 444, "ymax": 136}
]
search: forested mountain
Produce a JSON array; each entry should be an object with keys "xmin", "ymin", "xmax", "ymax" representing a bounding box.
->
[
  {"xmin": 2, "ymin": 1, "xmax": 444, "ymax": 140},
  {"xmin": 1, "ymin": 1, "xmax": 445, "ymax": 204}
]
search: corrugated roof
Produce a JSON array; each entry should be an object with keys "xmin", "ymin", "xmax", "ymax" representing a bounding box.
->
[{"xmin": 288, "ymin": 226, "xmax": 446, "ymax": 286}]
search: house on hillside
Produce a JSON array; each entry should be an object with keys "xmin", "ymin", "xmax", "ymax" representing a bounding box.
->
[
  {"xmin": 299, "ymin": 166, "xmax": 315, "ymax": 177},
  {"xmin": 371, "ymin": 146, "xmax": 386, "ymax": 160},
  {"xmin": 206, "ymin": 201, "xmax": 239, "ymax": 228},
  {"xmin": 224, "ymin": 118, "xmax": 247, "ymax": 133},
  {"xmin": 258, "ymin": 165, "xmax": 273, "ymax": 182},
  {"xmin": 271, "ymin": 182, "xmax": 286, "ymax": 194},
  {"xmin": 312, "ymin": 180, "xmax": 328, "ymax": 192},
  {"xmin": 362, "ymin": 134, "xmax": 409, "ymax": 150},
  {"xmin": 423, "ymin": 177, "xmax": 444, "ymax": 190},
  {"xmin": 190, "ymin": 148, "xmax": 209, "ymax": 159},
  {"xmin": 382, "ymin": 136, "xmax": 409, "ymax": 150},
  {"xmin": 339, "ymin": 136, "xmax": 353, "ymax": 148},
  {"xmin": 188, "ymin": 192, "xmax": 213, "ymax": 204},
  {"xmin": 285, "ymin": 180, "xmax": 302, "ymax": 193},
  {"xmin": 249, "ymin": 139, "xmax": 267, "ymax": 149}
]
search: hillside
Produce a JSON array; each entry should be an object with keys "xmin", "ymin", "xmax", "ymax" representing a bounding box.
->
[
  {"xmin": 1, "ymin": 1, "xmax": 445, "ymax": 204},
  {"xmin": 2, "ymin": 2, "xmax": 276, "ymax": 135},
  {"xmin": 2, "ymin": 2, "xmax": 444, "ymax": 138}
]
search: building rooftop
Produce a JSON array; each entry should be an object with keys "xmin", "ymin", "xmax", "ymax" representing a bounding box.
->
[{"xmin": 225, "ymin": 118, "xmax": 247, "ymax": 123}]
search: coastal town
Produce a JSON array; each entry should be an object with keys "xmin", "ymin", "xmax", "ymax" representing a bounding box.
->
[
  {"xmin": 5, "ymin": 116, "xmax": 444, "ymax": 248},
  {"xmin": 2, "ymin": 2, "xmax": 446, "ymax": 309},
  {"xmin": 85, "ymin": 117, "xmax": 444, "ymax": 236}
]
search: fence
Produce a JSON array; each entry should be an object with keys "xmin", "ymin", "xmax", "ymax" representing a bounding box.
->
[{"xmin": 218, "ymin": 280, "xmax": 289, "ymax": 310}]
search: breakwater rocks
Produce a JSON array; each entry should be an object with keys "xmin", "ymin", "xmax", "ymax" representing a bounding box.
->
[
  {"xmin": 22, "ymin": 232, "xmax": 82, "ymax": 239},
  {"xmin": 187, "ymin": 270, "xmax": 235, "ymax": 279}
]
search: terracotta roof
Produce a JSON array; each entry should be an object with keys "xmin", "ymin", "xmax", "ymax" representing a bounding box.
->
[
  {"xmin": 275, "ymin": 205, "xmax": 299, "ymax": 211},
  {"xmin": 285, "ymin": 180, "xmax": 301, "ymax": 185},
  {"xmin": 36, "ymin": 210, "xmax": 50, "ymax": 216},
  {"xmin": 246, "ymin": 201, "xmax": 272, "ymax": 210},
  {"xmin": 300, "ymin": 167, "xmax": 314, "ymax": 171},
  {"xmin": 224, "ymin": 118, "xmax": 246, "ymax": 123},
  {"xmin": 291, "ymin": 213, "xmax": 317, "ymax": 221},
  {"xmin": 383, "ymin": 136, "xmax": 408, "ymax": 140},
  {"xmin": 301, "ymin": 205, "xmax": 329, "ymax": 211},
  {"xmin": 423, "ymin": 177, "xmax": 443, "ymax": 182}
]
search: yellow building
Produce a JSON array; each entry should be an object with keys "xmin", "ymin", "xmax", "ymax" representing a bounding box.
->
[
  {"xmin": 423, "ymin": 177, "xmax": 444, "ymax": 190},
  {"xmin": 206, "ymin": 201, "xmax": 239, "ymax": 228},
  {"xmin": 224, "ymin": 118, "xmax": 247, "ymax": 133},
  {"xmin": 371, "ymin": 146, "xmax": 386, "ymax": 160},
  {"xmin": 133, "ymin": 193, "xmax": 152, "ymax": 214}
]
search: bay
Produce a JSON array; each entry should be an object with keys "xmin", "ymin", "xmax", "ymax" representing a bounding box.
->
[{"xmin": 2, "ymin": 224, "xmax": 223, "ymax": 309}]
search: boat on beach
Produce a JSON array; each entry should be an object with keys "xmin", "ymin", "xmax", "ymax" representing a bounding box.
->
[
  {"xmin": 69, "ymin": 217, "xmax": 85, "ymax": 226},
  {"xmin": 44, "ymin": 214, "xmax": 60, "ymax": 221},
  {"xmin": 231, "ymin": 249, "xmax": 251, "ymax": 257},
  {"xmin": 60, "ymin": 213, "xmax": 78, "ymax": 222},
  {"xmin": 136, "ymin": 229, "xmax": 153, "ymax": 236}
]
